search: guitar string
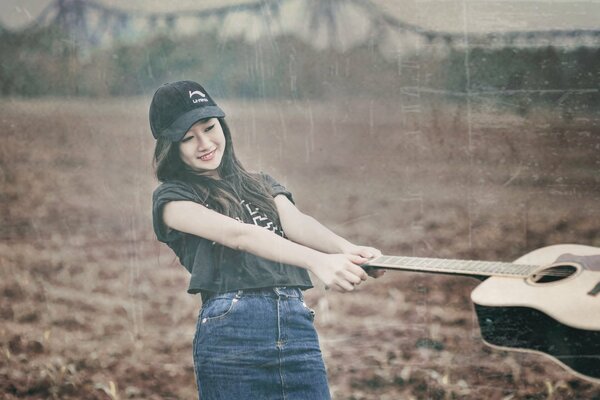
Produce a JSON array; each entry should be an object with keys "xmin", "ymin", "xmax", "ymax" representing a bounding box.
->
[
  {"xmin": 372, "ymin": 264, "xmax": 577, "ymax": 278},
  {"xmin": 370, "ymin": 257, "xmax": 578, "ymax": 277}
]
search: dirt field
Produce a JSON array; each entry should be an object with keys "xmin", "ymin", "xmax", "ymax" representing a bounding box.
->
[{"xmin": 0, "ymin": 96, "xmax": 599, "ymax": 399}]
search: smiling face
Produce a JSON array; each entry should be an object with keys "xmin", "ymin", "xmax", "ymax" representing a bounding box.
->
[{"xmin": 178, "ymin": 118, "xmax": 226, "ymax": 178}]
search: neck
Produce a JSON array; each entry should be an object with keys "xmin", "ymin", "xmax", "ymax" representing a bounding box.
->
[{"xmin": 364, "ymin": 255, "xmax": 539, "ymax": 278}]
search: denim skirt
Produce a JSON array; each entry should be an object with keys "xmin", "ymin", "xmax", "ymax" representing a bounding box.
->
[{"xmin": 192, "ymin": 287, "xmax": 331, "ymax": 400}]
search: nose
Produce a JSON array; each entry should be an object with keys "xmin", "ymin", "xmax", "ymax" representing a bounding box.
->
[{"xmin": 195, "ymin": 134, "xmax": 211, "ymax": 151}]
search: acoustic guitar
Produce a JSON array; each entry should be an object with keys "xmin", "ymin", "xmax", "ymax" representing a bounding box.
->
[{"xmin": 362, "ymin": 244, "xmax": 600, "ymax": 384}]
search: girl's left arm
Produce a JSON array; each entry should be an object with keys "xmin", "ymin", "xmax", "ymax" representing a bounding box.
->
[{"xmin": 274, "ymin": 195, "xmax": 385, "ymax": 277}]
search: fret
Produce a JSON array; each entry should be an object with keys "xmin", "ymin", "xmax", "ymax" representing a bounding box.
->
[
  {"xmin": 470, "ymin": 261, "xmax": 491, "ymax": 275},
  {"xmin": 389, "ymin": 256, "xmax": 408, "ymax": 267},
  {"xmin": 468, "ymin": 261, "xmax": 482, "ymax": 271},
  {"xmin": 510, "ymin": 265, "xmax": 525, "ymax": 275},
  {"xmin": 428, "ymin": 258, "xmax": 440, "ymax": 267},
  {"xmin": 462, "ymin": 261, "xmax": 477, "ymax": 271},
  {"xmin": 507, "ymin": 268, "xmax": 526, "ymax": 276},
  {"xmin": 480, "ymin": 262, "xmax": 496, "ymax": 273},
  {"xmin": 488, "ymin": 262, "xmax": 502, "ymax": 273},
  {"xmin": 479, "ymin": 262, "xmax": 494, "ymax": 272},
  {"xmin": 501, "ymin": 263, "xmax": 519, "ymax": 274},
  {"xmin": 505, "ymin": 263, "xmax": 520, "ymax": 273},
  {"xmin": 448, "ymin": 259, "xmax": 464, "ymax": 271},
  {"xmin": 445, "ymin": 259, "xmax": 458, "ymax": 269},
  {"xmin": 395, "ymin": 257, "xmax": 409, "ymax": 265},
  {"xmin": 499, "ymin": 263, "xmax": 517, "ymax": 274},
  {"xmin": 480, "ymin": 262, "xmax": 492, "ymax": 271},
  {"xmin": 389, "ymin": 256, "xmax": 404, "ymax": 266},
  {"xmin": 491, "ymin": 264, "xmax": 506, "ymax": 274},
  {"xmin": 518, "ymin": 264, "xmax": 536, "ymax": 275},
  {"xmin": 381, "ymin": 256, "xmax": 393, "ymax": 265},
  {"xmin": 403, "ymin": 257, "xmax": 416, "ymax": 265},
  {"xmin": 520, "ymin": 264, "xmax": 536, "ymax": 274},
  {"xmin": 397, "ymin": 258, "xmax": 411, "ymax": 267},
  {"xmin": 426, "ymin": 258, "xmax": 441, "ymax": 268},
  {"xmin": 458, "ymin": 261, "xmax": 473, "ymax": 271},
  {"xmin": 429, "ymin": 258, "xmax": 442, "ymax": 267},
  {"xmin": 490, "ymin": 262, "xmax": 505, "ymax": 272},
  {"xmin": 475, "ymin": 262, "xmax": 489, "ymax": 272},
  {"xmin": 412, "ymin": 258, "xmax": 428, "ymax": 267},
  {"xmin": 438, "ymin": 259, "xmax": 452, "ymax": 270},
  {"xmin": 493, "ymin": 263, "xmax": 509, "ymax": 273},
  {"xmin": 403, "ymin": 257, "xmax": 416, "ymax": 267}
]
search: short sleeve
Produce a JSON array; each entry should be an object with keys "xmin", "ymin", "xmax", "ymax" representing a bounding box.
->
[
  {"xmin": 152, "ymin": 182, "xmax": 200, "ymax": 243},
  {"xmin": 260, "ymin": 172, "xmax": 295, "ymax": 204}
]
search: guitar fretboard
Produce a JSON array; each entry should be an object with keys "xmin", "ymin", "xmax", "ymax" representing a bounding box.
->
[{"xmin": 365, "ymin": 255, "xmax": 539, "ymax": 278}]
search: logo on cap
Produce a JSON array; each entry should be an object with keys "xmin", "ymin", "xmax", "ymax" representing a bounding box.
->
[{"xmin": 189, "ymin": 90, "xmax": 208, "ymax": 104}]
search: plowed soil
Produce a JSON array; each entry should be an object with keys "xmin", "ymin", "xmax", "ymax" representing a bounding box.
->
[{"xmin": 1, "ymin": 97, "xmax": 599, "ymax": 399}]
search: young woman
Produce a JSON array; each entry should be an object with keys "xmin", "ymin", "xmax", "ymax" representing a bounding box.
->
[{"xmin": 150, "ymin": 80, "xmax": 384, "ymax": 399}]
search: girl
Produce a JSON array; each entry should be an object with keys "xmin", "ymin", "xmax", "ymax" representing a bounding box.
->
[{"xmin": 150, "ymin": 80, "xmax": 384, "ymax": 399}]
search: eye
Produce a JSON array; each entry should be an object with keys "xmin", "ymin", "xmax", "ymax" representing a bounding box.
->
[
  {"xmin": 205, "ymin": 124, "xmax": 215, "ymax": 133},
  {"xmin": 181, "ymin": 136, "xmax": 193, "ymax": 142}
]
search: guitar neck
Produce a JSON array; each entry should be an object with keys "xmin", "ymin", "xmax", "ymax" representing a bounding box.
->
[{"xmin": 364, "ymin": 255, "xmax": 539, "ymax": 278}]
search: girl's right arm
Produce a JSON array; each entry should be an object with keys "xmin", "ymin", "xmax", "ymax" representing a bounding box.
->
[{"xmin": 162, "ymin": 200, "xmax": 369, "ymax": 292}]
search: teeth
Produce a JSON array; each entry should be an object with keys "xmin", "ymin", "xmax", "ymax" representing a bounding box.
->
[{"xmin": 200, "ymin": 150, "xmax": 214, "ymax": 160}]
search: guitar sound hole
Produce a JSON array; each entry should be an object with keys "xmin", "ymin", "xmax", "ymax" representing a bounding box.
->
[{"xmin": 529, "ymin": 265, "xmax": 578, "ymax": 284}]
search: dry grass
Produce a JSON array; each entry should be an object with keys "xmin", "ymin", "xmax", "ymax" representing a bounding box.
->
[{"xmin": 0, "ymin": 97, "xmax": 599, "ymax": 399}]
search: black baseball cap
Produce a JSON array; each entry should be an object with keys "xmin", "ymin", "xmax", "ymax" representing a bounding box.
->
[{"xmin": 149, "ymin": 80, "xmax": 225, "ymax": 141}]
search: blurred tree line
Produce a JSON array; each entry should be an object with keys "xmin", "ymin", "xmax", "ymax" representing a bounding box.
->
[
  {"xmin": 441, "ymin": 46, "xmax": 600, "ymax": 115},
  {"xmin": 0, "ymin": 24, "xmax": 598, "ymax": 114}
]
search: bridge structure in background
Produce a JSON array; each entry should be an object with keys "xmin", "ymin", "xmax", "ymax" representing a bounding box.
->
[{"xmin": 28, "ymin": 0, "xmax": 600, "ymax": 54}]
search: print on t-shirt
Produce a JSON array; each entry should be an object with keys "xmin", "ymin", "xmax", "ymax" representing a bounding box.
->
[{"xmin": 240, "ymin": 199, "xmax": 285, "ymax": 237}]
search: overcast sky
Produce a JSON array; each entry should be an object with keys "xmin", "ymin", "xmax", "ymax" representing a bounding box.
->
[{"xmin": 1, "ymin": 0, "xmax": 599, "ymax": 33}]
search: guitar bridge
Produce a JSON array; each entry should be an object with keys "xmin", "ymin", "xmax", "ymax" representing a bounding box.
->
[{"xmin": 588, "ymin": 281, "xmax": 600, "ymax": 296}]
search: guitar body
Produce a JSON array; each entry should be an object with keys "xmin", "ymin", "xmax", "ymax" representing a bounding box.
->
[{"xmin": 471, "ymin": 244, "xmax": 600, "ymax": 383}]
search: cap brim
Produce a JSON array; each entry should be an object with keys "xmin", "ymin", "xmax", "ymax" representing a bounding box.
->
[{"xmin": 160, "ymin": 106, "xmax": 226, "ymax": 141}]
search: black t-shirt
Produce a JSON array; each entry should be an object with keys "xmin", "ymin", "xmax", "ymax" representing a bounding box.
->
[{"xmin": 152, "ymin": 172, "xmax": 313, "ymax": 298}]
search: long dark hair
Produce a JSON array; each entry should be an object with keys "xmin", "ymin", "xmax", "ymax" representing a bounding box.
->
[{"xmin": 153, "ymin": 118, "xmax": 281, "ymax": 225}]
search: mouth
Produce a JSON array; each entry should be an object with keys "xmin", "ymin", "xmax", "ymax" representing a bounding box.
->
[{"xmin": 197, "ymin": 149, "xmax": 216, "ymax": 161}]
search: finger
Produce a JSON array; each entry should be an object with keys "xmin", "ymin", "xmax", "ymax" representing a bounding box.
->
[
  {"xmin": 348, "ymin": 254, "xmax": 369, "ymax": 265},
  {"xmin": 347, "ymin": 262, "xmax": 369, "ymax": 280},
  {"xmin": 330, "ymin": 282, "xmax": 347, "ymax": 293},
  {"xmin": 355, "ymin": 248, "xmax": 373, "ymax": 258},
  {"xmin": 358, "ymin": 247, "xmax": 375, "ymax": 259},
  {"xmin": 356, "ymin": 247, "xmax": 381, "ymax": 259},
  {"xmin": 362, "ymin": 247, "xmax": 381, "ymax": 258},
  {"xmin": 335, "ymin": 266, "xmax": 363, "ymax": 284},
  {"xmin": 337, "ymin": 280, "xmax": 355, "ymax": 292},
  {"xmin": 342, "ymin": 270, "xmax": 363, "ymax": 285}
]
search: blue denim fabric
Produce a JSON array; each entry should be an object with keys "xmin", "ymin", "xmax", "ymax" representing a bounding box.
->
[{"xmin": 193, "ymin": 287, "xmax": 331, "ymax": 400}]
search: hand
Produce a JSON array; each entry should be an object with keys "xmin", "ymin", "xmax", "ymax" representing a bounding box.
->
[
  {"xmin": 309, "ymin": 253, "xmax": 370, "ymax": 292},
  {"xmin": 340, "ymin": 243, "xmax": 386, "ymax": 279}
]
